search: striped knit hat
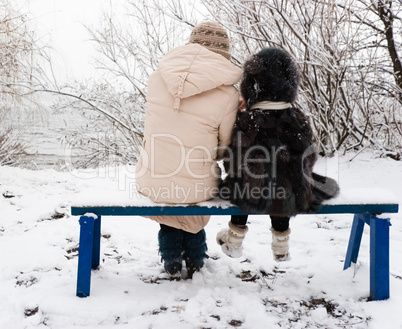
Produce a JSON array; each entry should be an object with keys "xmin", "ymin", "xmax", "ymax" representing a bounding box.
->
[{"xmin": 189, "ymin": 21, "xmax": 231, "ymax": 60}]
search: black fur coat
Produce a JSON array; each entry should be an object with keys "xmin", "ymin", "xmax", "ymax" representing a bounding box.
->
[{"xmin": 219, "ymin": 107, "xmax": 338, "ymax": 217}]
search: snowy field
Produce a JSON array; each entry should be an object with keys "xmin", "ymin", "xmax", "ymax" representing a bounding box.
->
[{"xmin": 0, "ymin": 151, "xmax": 401, "ymax": 329}]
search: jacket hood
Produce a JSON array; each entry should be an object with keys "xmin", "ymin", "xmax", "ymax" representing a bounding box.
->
[{"xmin": 158, "ymin": 44, "xmax": 242, "ymax": 101}]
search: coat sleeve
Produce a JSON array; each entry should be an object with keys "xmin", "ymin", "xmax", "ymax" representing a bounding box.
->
[{"xmin": 217, "ymin": 90, "xmax": 239, "ymax": 160}]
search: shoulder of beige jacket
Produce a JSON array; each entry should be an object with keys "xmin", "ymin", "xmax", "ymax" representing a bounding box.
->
[{"xmin": 158, "ymin": 44, "xmax": 242, "ymax": 111}]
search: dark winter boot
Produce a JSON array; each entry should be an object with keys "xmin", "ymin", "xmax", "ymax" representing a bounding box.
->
[
  {"xmin": 158, "ymin": 228, "xmax": 184, "ymax": 277},
  {"xmin": 183, "ymin": 229, "xmax": 209, "ymax": 278}
]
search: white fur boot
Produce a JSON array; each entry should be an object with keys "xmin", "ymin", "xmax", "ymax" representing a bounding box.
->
[
  {"xmin": 271, "ymin": 228, "xmax": 291, "ymax": 261},
  {"xmin": 216, "ymin": 221, "xmax": 249, "ymax": 258}
]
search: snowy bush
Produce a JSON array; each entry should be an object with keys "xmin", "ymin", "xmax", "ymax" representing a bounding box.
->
[
  {"xmin": 0, "ymin": 127, "xmax": 28, "ymax": 166},
  {"xmin": 52, "ymin": 82, "xmax": 145, "ymax": 168}
]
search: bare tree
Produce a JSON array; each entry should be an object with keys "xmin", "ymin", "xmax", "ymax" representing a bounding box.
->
[
  {"xmin": 340, "ymin": 0, "xmax": 402, "ymax": 98},
  {"xmin": 186, "ymin": 0, "xmax": 402, "ymax": 158},
  {"xmin": 64, "ymin": 0, "xmax": 401, "ymax": 163},
  {"xmin": 31, "ymin": 0, "xmax": 400, "ymax": 168},
  {"xmin": 0, "ymin": 0, "xmax": 41, "ymax": 165}
]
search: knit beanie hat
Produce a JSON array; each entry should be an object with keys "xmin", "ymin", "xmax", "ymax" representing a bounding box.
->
[{"xmin": 189, "ymin": 21, "xmax": 231, "ymax": 60}]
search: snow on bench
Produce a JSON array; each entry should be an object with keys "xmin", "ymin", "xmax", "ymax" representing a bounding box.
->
[{"xmin": 71, "ymin": 188, "xmax": 399, "ymax": 301}]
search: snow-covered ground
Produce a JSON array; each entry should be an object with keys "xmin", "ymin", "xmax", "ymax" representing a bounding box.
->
[{"xmin": 0, "ymin": 151, "xmax": 401, "ymax": 329}]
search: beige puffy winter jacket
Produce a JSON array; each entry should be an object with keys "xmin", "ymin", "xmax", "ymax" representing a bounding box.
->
[{"xmin": 135, "ymin": 43, "xmax": 241, "ymax": 233}]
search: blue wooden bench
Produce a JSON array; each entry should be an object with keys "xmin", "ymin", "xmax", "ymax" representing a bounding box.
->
[{"xmin": 71, "ymin": 202, "xmax": 398, "ymax": 300}]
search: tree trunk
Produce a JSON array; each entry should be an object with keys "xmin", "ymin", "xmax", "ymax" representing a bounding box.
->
[{"xmin": 378, "ymin": 0, "xmax": 402, "ymax": 97}]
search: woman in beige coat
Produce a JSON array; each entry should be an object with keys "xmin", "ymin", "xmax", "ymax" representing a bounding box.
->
[{"xmin": 135, "ymin": 22, "xmax": 241, "ymax": 277}]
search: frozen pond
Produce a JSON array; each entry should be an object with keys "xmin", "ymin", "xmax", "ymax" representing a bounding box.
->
[{"xmin": 2, "ymin": 108, "xmax": 88, "ymax": 170}]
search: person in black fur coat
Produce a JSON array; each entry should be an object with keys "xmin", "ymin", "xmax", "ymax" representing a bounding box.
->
[{"xmin": 217, "ymin": 48, "xmax": 339, "ymax": 260}]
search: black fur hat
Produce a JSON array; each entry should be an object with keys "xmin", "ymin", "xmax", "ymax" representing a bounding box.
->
[{"xmin": 240, "ymin": 48, "xmax": 300, "ymax": 109}]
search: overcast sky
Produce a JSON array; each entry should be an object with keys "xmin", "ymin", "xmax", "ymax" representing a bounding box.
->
[
  {"xmin": 24, "ymin": 0, "xmax": 207, "ymax": 83},
  {"xmin": 26, "ymin": 0, "xmax": 114, "ymax": 82}
]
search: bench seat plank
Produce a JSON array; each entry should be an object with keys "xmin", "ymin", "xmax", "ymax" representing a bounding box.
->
[{"xmin": 71, "ymin": 203, "xmax": 399, "ymax": 217}]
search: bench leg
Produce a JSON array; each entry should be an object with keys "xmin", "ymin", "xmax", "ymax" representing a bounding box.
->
[
  {"xmin": 344, "ymin": 214, "xmax": 365, "ymax": 270},
  {"xmin": 343, "ymin": 213, "xmax": 391, "ymax": 300},
  {"xmin": 76, "ymin": 215, "xmax": 99, "ymax": 298},
  {"xmin": 92, "ymin": 215, "xmax": 101, "ymax": 269},
  {"xmin": 369, "ymin": 215, "xmax": 390, "ymax": 301}
]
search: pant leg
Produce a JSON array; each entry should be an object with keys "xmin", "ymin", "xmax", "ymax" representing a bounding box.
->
[
  {"xmin": 230, "ymin": 215, "xmax": 248, "ymax": 226},
  {"xmin": 270, "ymin": 216, "xmax": 290, "ymax": 232}
]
